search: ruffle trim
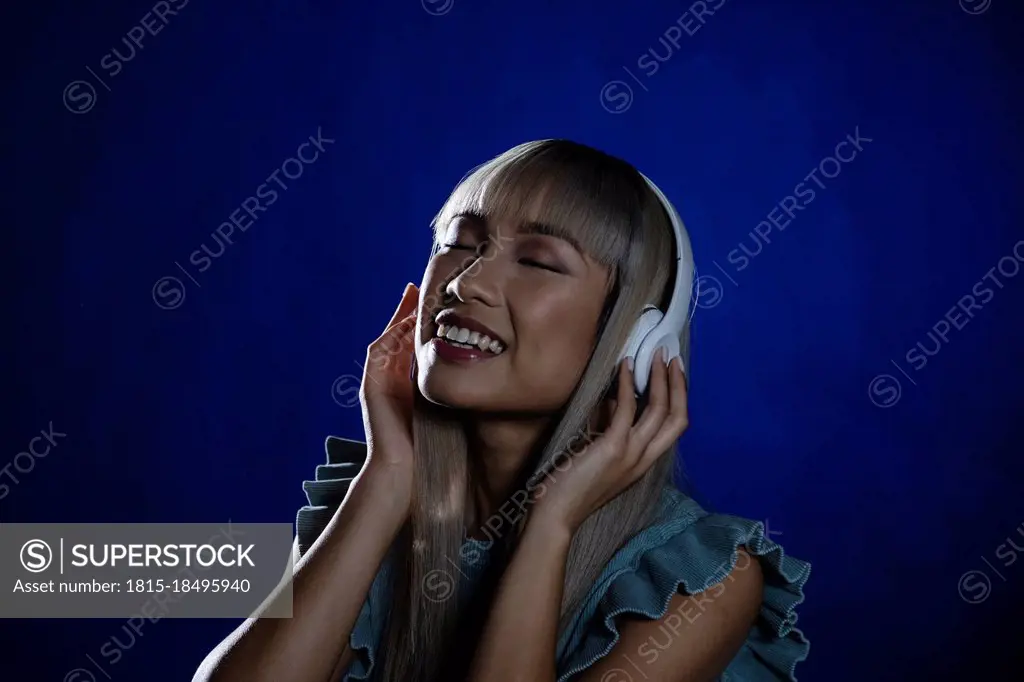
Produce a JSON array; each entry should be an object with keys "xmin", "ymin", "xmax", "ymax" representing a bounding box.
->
[
  {"xmin": 294, "ymin": 436, "xmax": 380, "ymax": 681},
  {"xmin": 556, "ymin": 492, "xmax": 811, "ymax": 681},
  {"xmin": 341, "ymin": 596, "xmax": 378, "ymax": 682},
  {"xmin": 296, "ymin": 441, "xmax": 811, "ymax": 682},
  {"xmin": 295, "ymin": 436, "xmax": 367, "ymax": 555}
]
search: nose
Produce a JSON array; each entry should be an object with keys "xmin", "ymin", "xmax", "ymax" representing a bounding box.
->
[{"xmin": 445, "ymin": 242, "xmax": 503, "ymax": 307}]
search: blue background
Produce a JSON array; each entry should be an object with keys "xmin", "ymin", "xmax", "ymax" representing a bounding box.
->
[{"xmin": 4, "ymin": 0, "xmax": 1023, "ymax": 679}]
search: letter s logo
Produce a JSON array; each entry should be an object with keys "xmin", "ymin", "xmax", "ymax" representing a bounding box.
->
[{"xmin": 21, "ymin": 539, "xmax": 53, "ymax": 573}]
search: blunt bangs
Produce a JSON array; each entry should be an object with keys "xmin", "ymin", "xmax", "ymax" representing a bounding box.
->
[{"xmin": 431, "ymin": 140, "xmax": 651, "ymax": 269}]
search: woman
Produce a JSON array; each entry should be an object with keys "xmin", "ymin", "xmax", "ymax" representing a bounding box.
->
[{"xmin": 194, "ymin": 140, "xmax": 811, "ymax": 682}]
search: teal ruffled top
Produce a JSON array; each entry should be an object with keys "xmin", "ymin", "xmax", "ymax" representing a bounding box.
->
[{"xmin": 296, "ymin": 437, "xmax": 812, "ymax": 681}]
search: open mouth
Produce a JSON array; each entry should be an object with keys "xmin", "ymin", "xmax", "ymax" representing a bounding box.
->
[
  {"xmin": 434, "ymin": 323, "xmax": 506, "ymax": 355},
  {"xmin": 431, "ymin": 312, "xmax": 507, "ymax": 359}
]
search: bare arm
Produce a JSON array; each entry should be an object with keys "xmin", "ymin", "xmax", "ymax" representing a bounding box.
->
[
  {"xmin": 466, "ymin": 518, "xmax": 569, "ymax": 682},
  {"xmin": 192, "ymin": 467, "xmax": 408, "ymax": 682},
  {"xmin": 195, "ymin": 285, "xmax": 421, "ymax": 682}
]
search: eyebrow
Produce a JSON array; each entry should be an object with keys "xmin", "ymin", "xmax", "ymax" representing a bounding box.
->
[
  {"xmin": 519, "ymin": 221, "xmax": 585, "ymax": 255},
  {"xmin": 451, "ymin": 211, "xmax": 584, "ymax": 254}
]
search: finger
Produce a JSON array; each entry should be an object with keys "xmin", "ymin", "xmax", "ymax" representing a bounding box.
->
[
  {"xmin": 389, "ymin": 312, "xmax": 419, "ymax": 351},
  {"xmin": 393, "ymin": 311, "xmax": 417, "ymax": 336},
  {"xmin": 606, "ymin": 358, "xmax": 637, "ymax": 440},
  {"xmin": 393, "ymin": 314, "xmax": 419, "ymax": 366},
  {"xmin": 385, "ymin": 283, "xmax": 419, "ymax": 330},
  {"xmin": 372, "ymin": 312, "xmax": 418, "ymax": 369},
  {"xmin": 391, "ymin": 285, "xmax": 420, "ymax": 330},
  {"xmin": 638, "ymin": 357, "xmax": 689, "ymax": 464},
  {"xmin": 377, "ymin": 310, "xmax": 417, "ymax": 343},
  {"xmin": 628, "ymin": 348, "xmax": 671, "ymax": 455}
]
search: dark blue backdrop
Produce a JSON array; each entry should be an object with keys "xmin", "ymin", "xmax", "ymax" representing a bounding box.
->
[{"xmin": 5, "ymin": 0, "xmax": 1023, "ymax": 679}]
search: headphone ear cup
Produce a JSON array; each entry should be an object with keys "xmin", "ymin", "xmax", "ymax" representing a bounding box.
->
[
  {"xmin": 634, "ymin": 331, "xmax": 681, "ymax": 396},
  {"xmin": 619, "ymin": 306, "xmax": 664, "ymax": 394}
]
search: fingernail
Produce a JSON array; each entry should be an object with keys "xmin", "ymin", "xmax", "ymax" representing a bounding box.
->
[{"xmin": 626, "ymin": 357, "xmax": 634, "ymax": 372}]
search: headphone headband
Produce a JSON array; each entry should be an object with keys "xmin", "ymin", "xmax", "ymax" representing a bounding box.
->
[
  {"xmin": 613, "ymin": 172, "xmax": 694, "ymax": 394},
  {"xmin": 638, "ymin": 172, "xmax": 695, "ymax": 335}
]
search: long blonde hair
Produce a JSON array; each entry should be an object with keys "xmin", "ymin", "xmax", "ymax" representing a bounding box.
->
[{"xmin": 377, "ymin": 139, "xmax": 692, "ymax": 682}]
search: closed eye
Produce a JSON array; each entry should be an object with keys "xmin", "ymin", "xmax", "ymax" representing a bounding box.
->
[
  {"xmin": 441, "ymin": 242, "xmax": 475, "ymax": 251},
  {"xmin": 519, "ymin": 258, "xmax": 563, "ymax": 273}
]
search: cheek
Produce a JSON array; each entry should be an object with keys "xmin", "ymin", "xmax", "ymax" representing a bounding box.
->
[
  {"xmin": 416, "ymin": 261, "xmax": 448, "ymax": 339},
  {"xmin": 531, "ymin": 338, "xmax": 592, "ymax": 393},
  {"xmin": 517, "ymin": 304, "xmax": 598, "ymax": 382},
  {"xmin": 418, "ymin": 261, "xmax": 443, "ymax": 305}
]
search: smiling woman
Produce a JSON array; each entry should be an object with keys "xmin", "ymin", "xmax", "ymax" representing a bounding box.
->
[{"xmin": 192, "ymin": 139, "xmax": 811, "ymax": 682}]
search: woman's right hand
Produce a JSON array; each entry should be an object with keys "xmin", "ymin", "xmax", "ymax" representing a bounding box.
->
[{"xmin": 357, "ymin": 282, "xmax": 419, "ymax": 508}]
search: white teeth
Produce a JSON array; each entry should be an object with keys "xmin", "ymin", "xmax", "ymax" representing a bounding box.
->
[{"xmin": 434, "ymin": 324, "xmax": 506, "ymax": 354}]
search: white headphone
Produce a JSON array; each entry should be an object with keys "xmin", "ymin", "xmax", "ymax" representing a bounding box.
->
[{"xmin": 616, "ymin": 173, "xmax": 695, "ymax": 395}]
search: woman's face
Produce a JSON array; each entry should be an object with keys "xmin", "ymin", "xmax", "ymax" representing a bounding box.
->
[{"xmin": 415, "ymin": 209, "xmax": 612, "ymax": 413}]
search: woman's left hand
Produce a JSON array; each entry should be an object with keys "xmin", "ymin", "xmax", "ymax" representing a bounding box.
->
[{"xmin": 529, "ymin": 348, "xmax": 689, "ymax": 534}]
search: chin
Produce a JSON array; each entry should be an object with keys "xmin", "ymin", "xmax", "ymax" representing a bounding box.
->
[
  {"xmin": 417, "ymin": 370, "xmax": 575, "ymax": 416},
  {"xmin": 419, "ymin": 381, "xmax": 488, "ymax": 410},
  {"xmin": 417, "ymin": 363, "xmax": 503, "ymax": 410}
]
